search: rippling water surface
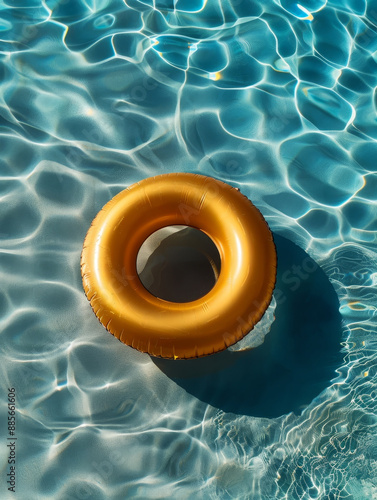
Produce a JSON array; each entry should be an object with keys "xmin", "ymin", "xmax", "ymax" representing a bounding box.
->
[{"xmin": 1, "ymin": 0, "xmax": 377, "ymax": 498}]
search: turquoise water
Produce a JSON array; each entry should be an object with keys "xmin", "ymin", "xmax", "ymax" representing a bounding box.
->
[{"xmin": 1, "ymin": 0, "xmax": 377, "ymax": 498}]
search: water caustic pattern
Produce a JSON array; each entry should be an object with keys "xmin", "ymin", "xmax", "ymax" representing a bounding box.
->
[{"xmin": 0, "ymin": 0, "xmax": 377, "ymax": 498}]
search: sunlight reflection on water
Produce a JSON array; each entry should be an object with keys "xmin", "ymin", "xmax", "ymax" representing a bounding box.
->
[{"xmin": 1, "ymin": 0, "xmax": 377, "ymax": 498}]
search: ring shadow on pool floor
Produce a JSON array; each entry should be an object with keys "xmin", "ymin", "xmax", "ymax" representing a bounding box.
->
[{"xmin": 152, "ymin": 233, "xmax": 344, "ymax": 418}]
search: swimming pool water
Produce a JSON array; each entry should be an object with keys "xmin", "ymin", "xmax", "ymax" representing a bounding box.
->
[{"xmin": 1, "ymin": 0, "xmax": 377, "ymax": 498}]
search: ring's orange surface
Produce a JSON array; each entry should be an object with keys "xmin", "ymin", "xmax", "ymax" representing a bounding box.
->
[{"xmin": 81, "ymin": 173, "xmax": 277, "ymax": 359}]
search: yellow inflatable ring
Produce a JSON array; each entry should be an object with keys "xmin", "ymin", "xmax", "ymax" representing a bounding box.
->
[{"xmin": 81, "ymin": 173, "xmax": 276, "ymax": 359}]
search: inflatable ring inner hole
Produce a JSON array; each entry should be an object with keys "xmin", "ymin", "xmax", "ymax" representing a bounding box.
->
[{"xmin": 136, "ymin": 225, "xmax": 221, "ymax": 303}]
